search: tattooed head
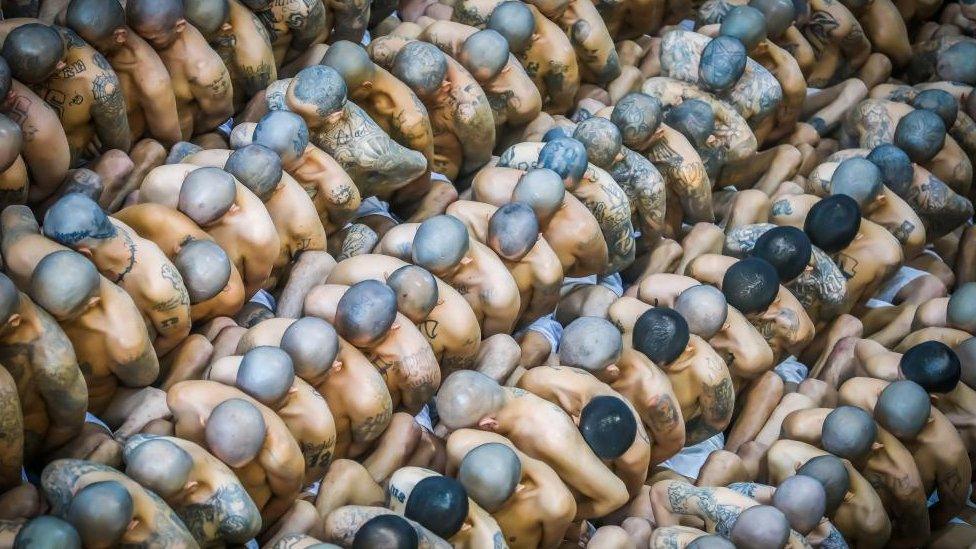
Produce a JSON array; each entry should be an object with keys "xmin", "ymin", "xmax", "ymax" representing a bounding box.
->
[
  {"xmin": 572, "ymin": 117, "xmax": 623, "ymax": 168},
  {"xmin": 0, "ymin": 114, "xmax": 22, "ymax": 172},
  {"xmin": 353, "ymin": 514, "xmax": 419, "ymax": 549},
  {"xmin": 822, "ymin": 405, "xmax": 877, "ymax": 462},
  {"xmin": 865, "ymin": 144, "xmax": 913, "ymax": 196},
  {"xmin": 730, "ymin": 505, "xmax": 790, "ymax": 549},
  {"xmin": 67, "ymin": 0, "xmax": 127, "ymax": 51},
  {"xmin": 722, "ymin": 257, "xmax": 779, "ymax": 314},
  {"xmin": 720, "ymin": 5, "xmax": 767, "ymax": 51},
  {"xmin": 391, "ymin": 42, "xmax": 448, "ymax": 99},
  {"xmin": 875, "ymin": 380, "xmax": 930, "ymax": 440},
  {"xmin": 239, "ymin": 0, "xmax": 271, "ymax": 9},
  {"xmin": 803, "ymin": 195, "xmax": 861, "ymax": 253},
  {"xmin": 748, "ymin": 0, "xmax": 795, "ymax": 38},
  {"xmin": 579, "ymin": 395, "xmax": 637, "ymax": 459},
  {"xmin": 751, "ymin": 226, "xmax": 811, "ymax": 283},
  {"xmin": 0, "ymin": 273, "xmax": 18, "ymax": 327},
  {"xmin": 542, "ymin": 127, "xmax": 570, "ymax": 141},
  {"xmin": 404, "ymin": 476, "xmax": 469, "ymax": 539},
  {"xmin": 435, "ymin": 370, "xmax": 506, "ymax": 429},
  {"xmin": 288, "ymin": 66, "xmax": 348, "ymax": 122},
  {"xmin": 633, "ymin": 307, "xmax": 690, "ymax": 366},
  {"xmin": 674, "ymin": 285, "xmax": 727, "ymax": 339},
  {"xmin": 166, "ymin": 141, "xmax": 204, "ymax": 165},
  {"xmin": 177, "ymin": 167, "xmax": 236, "ymax": 226},
  {"xmin": 686, "ymin": 535, "xmax": 735, "ymax": 549},
  {"xmin": 230, "ymin": 122, "xmax": 256, "ymax": 149},
  {"xmin": 458, "ymin": 443, "xmax": 521, "ymax": 513},
  {"xmin": 460, "ymin": 30, "xmax": 510, "ymax": 82},
  {"xmin": 936, "ymin": 41, "xmax": 976, "ymax": 86},
  {"xmin": 281, "ymin": 316, "xmax": 340, "ymax": 379},
  {"xmin": 29, "ymin": 250, "xmax": 100, "ymax": 321},
  {"xmin": 335, "ymin": 280, "xmax": 398, "ymax": 347},
  {"xmin": 772, "ymin": 475, "xmax": 826, "ymax": 535},
  {"xmin": 13, "ymin": 516, "xmax": 81, "ymax": 549},
  {"xmin": 225, "ymin": 144, "xmax": 283, "ymax": 201},
  {"xmin": 60, "ymin": 169, "xmax": 104, "ymax": 202},
  {"xmin": 205, "ymin": 398, "xmax": 267, "ymax": 467},
  {"xmin": 1, "ymin": 24, "xmax": 65, "ymax": 84},
  {"xmin": 253, "ymin": 111, "xmax": 309, "ymax": 165},
  {"xmin": 830, "ymin": 158, "xmax": 883, "ymax": 209},
  {"xmin": 948, "ymin": 282, "xmax": 976, "ymax": 333},
  {"xmin": 413, "ymin": 215, "xmax": 470, "ymax": 275},
  {"xmin": 126, "ymin": 0, "xmax": 186, "ymax": 49},
  {"xmin": 559, "ymin": 316, "xmax": 622, "ymax": 373},
  {"xmin": 183, "ymin": 0, "xmax": 230, "ymax": 38},
  {"xmin": 66, "ymin": 481, "xmax": 134, "ymax": 548},
  {"xmin": 387, "ymin": 265, "xmax": 439, "ymax": 323},
  {"xmin": 321, "ymin": 40, "xmax": 376, "ymax": 91},
  {"xmin": 894, "ymin": 109, "xmax": 946, "ymax": 163},
  {"xmin": 664, "ymin": 99, "xmax": 714, "ymax": 148},
  {"xmin": 174, "ymin": 239, "xmax": 231, "ymax": 303},
  {"xmin": 513, "ymin": 168, "xmax": 565, "ymax": 221},
  {"xmin": 698, "ymin": 36, "xmax": 747, "ymax": 93},
  {"xmin": 611, "ymin": 93, "xmax": 663, "ymax": 150},
  {"xmin": 900, "ymin": 340, "xmax": 961, "ymax": 394},
  {"xmin": 488, "ymin": 202, "xmax": 539, "ymax": 261},
  {"xmin": 796, "ymin": 455, "xmax": 849, "ymax": 517},
  {"xmin": 42, "ymin": 192, "xmax": 117, "ymax": 250},
  {"xmin": 125, "ymin": 438, "xmax": 194, "ymax": 499},
  {"xmin": 538, "ymin": 137, "xmax": 588, "ymax": 189},
  {"xmin": 237, "ymin": 346, "xmax": 296, "ymax": 407},
  {"xmin": 487, "ymin": 1, "xmax": 535, "ymax": 54},
  {"xmin": 912, "ymin": 89, "xmax": 958, "ymax": 129}
]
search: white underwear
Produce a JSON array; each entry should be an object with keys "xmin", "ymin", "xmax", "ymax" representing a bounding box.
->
[
  {"xmin": 774, "ymin": 356, "xmax": 809, "ymax": 384},
  {"xmin": 865, "ymin": 298, "xmax": 893, "ymax": 309},
  {"xmin": 661, "ymin": 433, "xmax": 724, "ymax": 480},
  {"xmin": 84, "ymin": 412, "xmax": 111, "ymax": 431},
  {"xmin": 355, "ymin": 196, "xmax": 399, "ymax": 222},
  {"xmin": 249, "ymin": 289, "xmax": 277, "ymax": 312},
  {"xmin": 561, "ymin": 274, "xmax": 624, "ymax": 298},
  {"xmin": 520, "ymin": 313, "xmax": 564, "ymax": 353},
  {"xmin": 873, "ymin": 265, "xmax": 929, "ymax": 304}
]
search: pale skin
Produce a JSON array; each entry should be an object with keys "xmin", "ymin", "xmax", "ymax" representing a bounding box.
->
[{"xmin": 321, "ymin": 505, "xmax": 451, "ymax": 548}]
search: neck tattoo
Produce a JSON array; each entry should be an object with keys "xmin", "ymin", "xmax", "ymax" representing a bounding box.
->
[{"xmin": 113, "ymin": 231, "xmax": 137, "ymax": 284}]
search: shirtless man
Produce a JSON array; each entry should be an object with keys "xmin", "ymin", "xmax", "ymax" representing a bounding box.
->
[
  {"xmin": 65, "ymin": 0, "xmax": 182, "ymax": 147},
  {"xmin": 435, "ymin": 370, "xmax": 630, "ymax": 518},
  {"xmin": 43, "ymin": 193, "xmax": 192, "ymax": 356},
  {"xmin": 1, "ymin": 22, "xmax": 130, "ymax": 166},
  {"xmin": 126, "ymin": 0, "xmax": 234, "ymax": 137},
  {"xmin": 123, "ymin": 434, "xmax": 262, "ymax": 545},
  {"xmin": 248, "ymin": 0, "xmax": 329, "ymax": 68}
]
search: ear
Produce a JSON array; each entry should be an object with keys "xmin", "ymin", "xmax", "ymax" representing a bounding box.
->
[
  {"xmin": 228, "ymin": 203, "xmax": 241, "ymax": 214},
  {"xmin": 439, "ymin": 81, "xmax": 451, "ymax": 93},
  {"xmin": 842, "ymin": 489, "xmax": 855, "ymax": 503},
  {"xmin": 77, "ymin": 247, "xmax": 93, "ymax": 259},
  {"xmin": 175, "ymin": 19, "xmax": 187, "ymax": 33},
  {"xmin": 477, "ymin": 416, "xmax": 499, "ymax": 431},
  {"xmin": 198, "ymin": 416, "xmax": 207, "ymax": 428},
  {"xmin": 460, "ymin": 256, "xmax": 473, "ymax": 265},
  {"xmin": 705, "ymin": 135, "xmax": 719, "ymax": 147},
  {"xmin": 331, "ymin": 359, "xmax": 343, "ymax": 371},
  {"xmin": 126, "ymin": 519, "xmax": 140, "ymax": 532},
  {"xmin": 220, "ymin": 22, "xmax": 233, "ymax": 32},
  {"xmin": 391, "ymin": 322, "xmax": 401, "ymax": 331},
  {"xmin": 86, "ymin": 296, "xmax": 101, "ymax": 309},
  {"xmin": 6, "ymin": 313, "xmax": 20, "ymax": 328},
  {"xmin": 605, "ymin": 364, "xmax": 620, "ymax": 379},
  {"xmin": 871, "ymin": 441, "xmax": 884, "ymax": 451},
  {"xmin": 288, "ymin": 386, "xmax": 298, "ymax": 394},
  {"xmin": 114, "ymin": 28, "xmax": 128, "ymax": 44},
  {"xmin": 184, "ymin": 480, "xmax": 199, "ymax": 493}
]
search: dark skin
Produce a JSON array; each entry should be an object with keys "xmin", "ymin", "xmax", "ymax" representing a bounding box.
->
[{"xmin": 253, "ymin": 0, "xmax": 331, "ymax": 67}]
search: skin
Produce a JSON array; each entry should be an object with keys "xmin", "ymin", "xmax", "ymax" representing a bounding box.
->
[
  {"xmin": 209, "ymin": 0, "xmax": 278, "ymax": 110},
  {"xmin": 515, "ymin": 4, "xmax": 580, "ymax": 115},
  {"xmin": 0, "ymin": 80, "xmax": 70, "ymax": 203},
  {"xmin": 0, "ymin": 367, "xmax": 23, "ymax": 492},
  {"xmin": 322, "ymin": 505, "xmax": 451, "ymax": 548},
  {"xmin": 252, "ymin": 0, "xmax": 330, "ymax": 67},
  {"xmin": 799, "ymin": 0, "xmax": 872, "ymax": 87}
]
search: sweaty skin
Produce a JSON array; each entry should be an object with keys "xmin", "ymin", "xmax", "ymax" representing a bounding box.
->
[{"xmin": 209, "ymin": 0, "xmax": 278, "ymax": 109}]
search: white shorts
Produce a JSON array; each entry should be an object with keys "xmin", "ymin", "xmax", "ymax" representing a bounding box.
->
[
  {"xmin": 84, "ymin": 412, "xmax": 111, "ymax": 431},
  {"xmin": 774, "ymin": 356, "xmax": 809, "ymax": 384},
  {"xmin": 249, "ymin": 289, "xmax": 277, "ymax": 312},
  {"xmin": 519, "ymin": 313, "xmax": 564, "ymax": 353},
  {"xmin": 661, "ymin": 433, "xmax": 724, "ymax": 480},
  {"xmin": 561, "ymin": 273, "xmax": 624, "ymax": 298},
  {"xmin": 873, "ymin": 266, "xmax": 929, "ymax": 303},
  {"xmin": 355, "ymin": 196, "xmax": 399, "ymax": 223}
]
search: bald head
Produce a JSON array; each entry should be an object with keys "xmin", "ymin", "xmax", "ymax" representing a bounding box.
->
[
  {"xmin": 392, "ymin": 42, "xmax": 448, "ymax": 99},
  {"xmin": 752, "ymin": 226, "xmax": 812, "ymax": 283},
  {"xmin": 538, "ymin": 137, "xmax": 588, "ymax": 188},
  {"xmin": 487, "ymin": 1, "xmax": 535, "ymax": 53},
  {"xmin": 822, "ymin": 405, "xmax": 876, "ymax": 462},
  {"xmin": 2, "ymin": 24, "xmax": 64, "ymax": 85},
  {"xmin": 948, "ymin": 282, "xmax": 976, "ymax": 333},
  {"xmin": 699, "ymin": 36, "xmax": 747, "ymax": 92},
  {"xmin": 29, "ymin": 250, "xmax": 100, "ymax": 321},
  {"xmin": 0, "ymin": 273, "xmax": 19, "ymax": 326},
  {"xmin": 512, "ymin": 168, "xmax": 565, "ymax": 221},
  {"xmin": 803, "ymin": 195, "xmax": 861, "ymax": 253},
  {"xmin": 686, "ymin": 535, "xmax": 735, "ymax": 549},
  {"xmin": 67, "ymin": 0, "xmax": 126, "ymax": 50},
  {"xmin": 460, "ymin": 30, "xmax": 509, "ymax": 81},
  {"xmin": 748, "ymin": 0, "xmax": 795, "ymax": 37},
  {"xmin": 178, "ymin": 167, "xmax": 236, "ymax": 226},
  {"xmin": 772, "ymin": 475, "xmax": 826, "ymax": 535},
  {"xmin": 174, "ymin": 239, "xmax": 230, "ymax": 304},
  {"xmin": 321, "ymin": 40, "xmax": 375, "ymax": 90},
  {"xmin": 573, "ymin": 117, "xmax": 623, "ymax": 168},
  {"xmin": 611, "ymin": 93, "xmax": 663, "ymax": 149},
  {"xmin": 579, "ymin": 395, "xmax": 637, "ymax": 459},
  {"xmin": 900, "ymin": 340, "xmax": 961, "ymax": 394},
  {"xmin": 796, "ymin": 455, "xmax": 849, "ymax": 516},
  {"xmin": 866, "ymin": 144, "xmax": 913, "ymax": 196},
  {"xmin": 14, "ymin": 516, "xmax": 81, "ymax": 549},
  {"xmin": 405, "ymin": 476, "xmax": 469, "ymax": 540},
  {"xmin": 253, "ymin": 110, "xmax": 309, "ymax": 165},
  {"xmin": 912, "ymin": 89, "xmax": 958, "ymax": 129},
  {"xmin": 0, "ymin": 114, "xmax": 22, "ymax": 172},
  {"xmin": 720, "ymin": 5, "xmax": 767, "ymax": 51},
  {"xmin": 42, "ymin": 193, "xmax": 117, "ymax": 249},
  {"xmin": 288, "ymin": 66, "xmax": 348, "ymax": 119},
  {"xmin": 458, "ymin": 443, "xmax": 521, "ymax": 512},
  {"xmin": 875, "ymin": 380, "xmax": 930, "ymax": 440},
  {"xmin": 66, "ymin": 481, "xmax": 133, "ymax": 548},
  {"xmin": 894, "ymin": 109, "xmax": 946, "ymax": 163},
  {"xmin": 387, "ymin": 265, "xmax": 439, "ymax": 323},
  {"xmin": 335, "ymin": 280, "xmax": 397, "ymax": 346},
  {"xmin": 956, "ymin": 337, "xmax": 976, "ymax": 388},
  {"xmin": 206, "ymin": 398, "xmax": 267, "ymax": 467},
  {"xmin": 166, "ymin": 141, "xmax": 203, "ymax": 165},
  {"xmin": 281, "ymin": 317, "xmax": 339, "ymax": 379},
  {"xmin": 559, "ymin": 316, "xmax": 622, "ymax": 372},
  {"xmin": 830, "ymin": 157, "xmax": 883, "ymax": 208},
  {"xmin": 633, "ymin": 307, "xmax": 690, "ymax": 365},
  {"xmin": 125, "ymin": 438, "xmax": 193, "ymax": 498},
  {"xmin": 183, "ymin": 0, "xmax": 230, "ymax": 37},
  {"xmin": 723, "ymin": 257, "xmax": 779, "ymax": 314},
  {"xmin": 488, "ymin": 202, "xmax": 539, "ymax": 261},
  {"xmin": 126, "ymin": 0, "xmax": 184, "ymax": 49},
  {"xmin": 674, "ymin": 285, "xmax": 727, "ymax": 339},
  {"xmin": 225, "ymin": 144, "xmax": 282, "ymax": 201},
  {"xmin": 665, "ymin": 99, "xmax": 715, "ymax": 148},
  {"xmin": 937, "ymin": 41, "xmax": 976, "ymax": 86},
  {"xmin": 435, "ymin": 370, "xmax": 505, "ymax": 429},
  {"xmin": 730, "ymin": 505, "xmax": 790, "ymax": 549},
  {"xmin": 353, "ymin": 515, "xmax": 418, "ymax": 549},
  {"xmin": 413, "ymin": 215, "xmax": 469, "ymax": 275},
  {"xmin": 237, "ymin": 346, "xmax": 295, "ymax": 406}
]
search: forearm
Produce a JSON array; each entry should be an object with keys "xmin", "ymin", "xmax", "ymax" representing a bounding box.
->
[
  {"xmin": 142, "ymin": 93, "xmax": 184, "ymax": 146},
  {"xmin": 113, "ymin": 345, "xmax": 160, "ymax": 387},
  {"xmin": 37, "ymin": 365, "xmax": 88, "ymax": 449},
  {"xmin": 92, "ymin": 73, "xmax": 132, "ymax": 152}
]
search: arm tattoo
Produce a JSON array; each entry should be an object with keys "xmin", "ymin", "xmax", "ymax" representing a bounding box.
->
[{"xmin": 91, "ymin": 67, "xmax": 131, "ymax": 152}]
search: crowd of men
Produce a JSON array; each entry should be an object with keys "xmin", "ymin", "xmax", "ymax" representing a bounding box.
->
[{"xmin": 0, "ymin": 0, "xmax": 975, "ymax": 546}]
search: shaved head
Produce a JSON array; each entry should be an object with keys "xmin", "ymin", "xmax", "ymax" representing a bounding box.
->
[
  {"xmin": 405, "ymin": 476, "xmax": 469, "ymax": 539},
  {"xmin": 894, "ymin": 109, "xmax": 946, "ymax": 163},
  {"xmin": 830, "ymin": 158, "xmax": 883, "ymax": 209},
  {"xmin": 720, "ymin": 5, "xmax": 767, "ymax": 51},
  {"xmin": 458, "ymin": 443, "xmax": 521, "ymax": 512},
  {"xmin": 875, "ymin": 380, "xmax": 930, "ymax": 440},
  {"xmin": 392, "ymin": 42, "xmax": 448, "ymax": 99},
  {"xmin": 413, "ymin": 215, "xmax": 469, "ymax": 275},
  {"xmin": 125, "ymin": 438, "xmax": 193, "ymax": 498},
  {"xmin": 321, "ymin": 40, "xmax": 375, "ymax": 90},
  {"xmin": 206, "ymin": 398, "xmax": 266, "ymax": 468},
  {"xmin": 280, "ymin": 317, "xmax": 340, "ymax": 379},
  {"xmin": 512, "ymin": 168, "xmax": 565, "ymax": 221},
  {"xmin": 2, "ymin": 24, "xmax": 64, "ymax": 85},
  {"xmin": 822, "ymin": 405, "xmax": 876, "ymax": 462},
  {"xmin": 230, "ymin": 123, "xmax": 256, "ymax": 149},
  {"xmin": 237, "ymin": 346, "xmax": 295, "ymax": 406},
  {"xmin": 730, "ymin": 505, "xmax": 790, "ymax": 549},
  {"xmin": 748, "ymin": 0, "xmax": 795, "ymax": 37},
  {"xmin": 633, "ymin": 307, "xmax": 690, "ymax": 365},
  {"xmin": 166, "ymin": 142, "xmax": 203, "ymax": 165},
  {"xmin": 14, "ymin": 516, "xmax": 81, "ymax": 549},
  {"xmin": 42, "ymin": 193, "xmax": 117, "ymax": 249},
  {"xmin": 538, "ymin": 137, "xmax": 588, "ymax": 188},
  {"xmin": 937, "ymin": 41, "xmax": 976, "ymax": 86},
  {"xmin": 912, "ymin": 89, "xmax": 958, "ymax": 129},
  {"xmin": 803, "ymin": 195, "xmax": 861, "ymax": 253},
  {"xmin": 687, "ymin": 535, "xmax": 735, "ymax": 549},
  {"xmin": 174, "ymin": 239, "xmax": 231, "ymax": 303},
  {"xmin": 335, "ymin": 280, "xmax": 397, "ymax": 347},
  {"xmin": 573, "ymin": 117, "xmax": 623, "ymax": 168},
  {"xmin": 665, "ymin": 99, "xmax": 715, "ymax": 148},
  {"xmin": 611, "ymin": 93, "xmax": 663, "ymax": 149},
  {"xmin": 488, "ymin": 202, "xmax": 539, "ymax": 261},
  {"xmin": 0, "ymin": 114, "xmax": 22, "ymax": 172},
  {"xmin": 947, "ymin": 282, "xmax": 976, "ymax": 333},
  {"xmin": 900, "ymin": 340, "xmax": 961, "ymax": 394},
  {"xmin": 387, "ymin": 265, "xmax": 439, "ymax": 323},
  {"xmin": 955, "ymin": 337, "xmax": 976, "ymax": 388},
  {"xmin": 699, "ymin": 36, "xmax": 747, "ymax": 92},
  {"xmin": 353, "ymin": 515, "xmax": 418, "ymax": 549},
  {"xmin": 559, "ymin": 317, "xmax": 622, "ymax": 372},
  {"xmin": 288, "ymin": 66, "xmax": 348, "ymax": 119},
  {"xmin": 183, "ymin": 0, "xmax": 230, "ymax": 37},
  {"xmin": 29, "ymin": 251, "xmax": 100, "ymax": 321},
  {"xmin": 866, "ymin": 144, "xmax": 913, "ymax": 196},
  {"xmin": 772, "ymin": 475, "xmax": 826, "ymax": 534},
  {"xmin": 253, "ymin": 110, "xmax": 309, "ymax": 165},
  {"xmin": 67, "ymin": 0, "xmax": 126, "ymax": 49},
  {"xmin": 579, "ymin": 395, "xmax": 637, "ymax": 459},
  {"xmin": 178, "ymin": 167, "xmax": 236, "ymax": 226},
  {"xmin": 460, "ymin": 30, "xmax": 509, "ymax": 81},
  {"xmin": 66, "ymin": 481, "xmax": 133, "ymax": 548},
  {"xmin": 435, "ymin": 370, "xmax": 505, "ymax": 429},
  {"xmin": 751, "ymin": 226, "xmax": 812, "ymax": 283},
  {"xmin": 126, "ymin": 0, "xmax": 184, "ymax": 49},
  {"xmin": 674, "ymin": 285, "xmax": 727, "ymax": 339},
  {"xmin": 487, "ymin": 1, "xmax": 535, "ymax": 53},
  {"xmin": 797, "ymin": 455, "xmax": 849, "ymax": 516},
  {"xmin": 0, "ymin": 273, "xmax": 19, "ymax": 326},
  {"xmin": 722, "ymin": 257, "xmax": 779, "ymax": 314},
  {"xmin": 225, "ymin": 144, "xmax": 282, "ymax": 201}
]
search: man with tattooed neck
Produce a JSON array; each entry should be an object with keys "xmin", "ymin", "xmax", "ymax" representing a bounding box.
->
[
  {"xmin": 127, "ymin": 0, "xmax": 234, "ymax": 138},
  {"xmin": 245, "ymin": 0, "xmax": 330, "ymax": 68}
]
